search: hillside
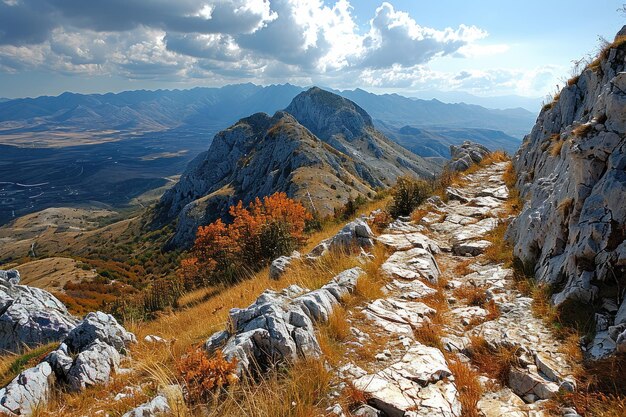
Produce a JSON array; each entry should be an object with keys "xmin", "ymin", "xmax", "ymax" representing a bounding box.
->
[
  {"xmin": 153, "ymin": 88, "xmax": 439, "ymax": 248},
  {"xmin": 507, "ymin": 28, "xmax": 626, "ymax": 358}
]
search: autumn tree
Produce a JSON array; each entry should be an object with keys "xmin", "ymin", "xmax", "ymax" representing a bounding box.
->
[{"xmin": 181, "ymin": 192, "xmax": 312, "ymax": 287}]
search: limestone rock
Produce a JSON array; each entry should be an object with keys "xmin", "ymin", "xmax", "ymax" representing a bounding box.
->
[
  {"xmin": 269, "ymin": 251, "xmax": 301, "ymax": 279},
  {"xmin": 353, "ymin": 343, "xmax": 460, "ymax": 417},
  {"xmin": 452, "ymin": 240, "xmax": 492, "ymax": 256},
  {"xmin": 66, "ymin": 340, "xmax": 121, "ymax": 392},
  {"xmin": 449, "ymin": 141, "xmax": 490, "ymax": 171},
  {"xmin": 309, "ymin": 219, "xmax": 374, "ymax": 258},
  {"xmin": 212, "ymin": 268, "xmax": 363, "ymax": 376},
  {"xmin": 0, "ymin": 362, "xmax": 55, "ymax": 416},
  {"xmin": 508, "ymin": 367, "xmax": 559, "ymax": 401},
  {"xmin": 507, "ymin": 27, "xmax": 626, "ymax": 357},
  {"xmin": 377, "ymin": 232, "xmax": 439, "ymax": 253},
  {"xmin": 0, "ymin": 269, "xmax": 78, "ymax": 353},
  {"xmin": 122, "ymin": 391, "xmax": 174, "ymax": 417},
  {"xmin": 381, "ymin": 247, "xmax": 440, "ymax": 283},
  {"xmin": 65, "ymin": 311, "xmax": 136, "ymax": 353}
]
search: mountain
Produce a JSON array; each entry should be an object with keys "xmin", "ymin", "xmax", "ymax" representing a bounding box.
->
[
  {"xmin": 337, "ymin": 88, "xmax": 536, "ymax": 138},
  {"xmin": 0, "ymin": 84, "xmax": 523, "ymax": 225},
  {"xmin": 377, "ymin": 122, "xmax": 522, "ymax": 158},
  {"xmin": 507, "ymin": 27, "xmax": 626, "ymax": 358},
  {"xmin": 0, "ymin": 84, "xmax": 305, "ymax": 134},
  {"xmin": 153, "ymin": 87, "xmax": 439, "ymax": 248},
  {"xmin": 409, "ymin": 90, "xmax": 543, "ymax": 113}
]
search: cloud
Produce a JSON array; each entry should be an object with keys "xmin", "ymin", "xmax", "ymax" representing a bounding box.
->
[
  {"xmin": 0, "ymin": 0, "xmax": 538, "ymax": 96},
  {"xmin": 357, "ymin": 2, "xmax": 487, "ymax": 69}
]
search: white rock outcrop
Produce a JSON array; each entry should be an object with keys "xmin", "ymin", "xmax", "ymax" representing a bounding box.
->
[
  {"xmin": 507, "ymin": 26, "xmax": 626, "ymax": 358},
  {"xmin": 204, "ymin": 268, "xmax": 363, "ymax": 376},
  {"xmin": 0, "ymin": 269, "xmax": 78, "ymax": 353}
]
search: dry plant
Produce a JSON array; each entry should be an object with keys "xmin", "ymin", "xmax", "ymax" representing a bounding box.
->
[
  {"xmin": 466, "ymin": 335, "xmax": 519, "ymax": 385},
  {"xmin": 204, "ymin": 358, "xmax": 332, "ymax": 417},
  {"xmin": 447, "ymin": 358, "xmax": 483, "ymax": 417}
]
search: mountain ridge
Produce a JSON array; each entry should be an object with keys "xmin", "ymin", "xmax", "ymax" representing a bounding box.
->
[{"xmin": 153, "ymin": 87, "xmax": 439, "ymax": 248}]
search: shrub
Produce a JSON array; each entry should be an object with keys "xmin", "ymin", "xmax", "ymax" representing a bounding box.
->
[
  {"xmin": 178, "ymin": 349, "xmax": 238, "ymax": 403},
  {"xmin": 388, "ymin": 176, "xmax": 432, "ymax": 218},
  {"xmin": 182, "ymin": 193, "xmax": 312, "ymax": 287}
]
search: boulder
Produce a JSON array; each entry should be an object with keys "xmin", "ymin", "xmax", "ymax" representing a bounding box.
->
[
  {"xmin": 64, "ymin": 311, "xmax": 136, "ymax": 353},
  {"xmin": 309, "ymin": 219, "xmax": 374, "ymax": 258},
  {"xmin": 0, "ymin": 362, "xmax": 55, "ymax": 416},
  {"xmin": 0, "ymin": 269, "xmax": 78, "ymax": 353},
  {"xmin": 66, "ymin": 340, "xmax": 121, "ymax": 392},
  {"xmin": 449, "ymin": 141, "xmax": 491, "ymax": 172},
  {"xmin": 212, "ymin": 268, "xmax": 363, "ymax": 376},
  {"xmin": 269, "ymin": 251, "xmax": 301, "ymax": 279}
]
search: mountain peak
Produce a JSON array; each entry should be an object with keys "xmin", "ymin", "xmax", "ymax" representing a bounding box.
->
[{"xmin": 285, "ymin": 87, "xmax": 373, "ymax": 141}]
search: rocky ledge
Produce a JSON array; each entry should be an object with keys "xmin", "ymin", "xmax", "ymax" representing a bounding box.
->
[
  {"xmin": 0, "ymin": 299, "xmax": 136, "ymax": 416},
  {"xmin": 205, "ymin": 267, "xmax": 364, "ymax": 376},
  {"xmin": 0, "ymin": 269, "xmax": 78, "ymax": 353},
  {"xmin": 507, "ymin": 26, "xmax": 626, "ymax": 358}
]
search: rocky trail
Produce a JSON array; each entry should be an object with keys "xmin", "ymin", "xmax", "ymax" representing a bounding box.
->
[{"xmin": 329, "ymin": 162, "xmax": 578, "ymax": 417}]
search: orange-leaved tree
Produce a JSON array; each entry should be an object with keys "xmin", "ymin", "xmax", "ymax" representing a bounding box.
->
[{"xmin": 181, "ymin": 192, "xmax": 312, "ymax": 288}]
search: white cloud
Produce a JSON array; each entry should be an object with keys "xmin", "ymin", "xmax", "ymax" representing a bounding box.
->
[{"xmin": 1, "ymin": 0, "xmax": 555, "ymax": 97}]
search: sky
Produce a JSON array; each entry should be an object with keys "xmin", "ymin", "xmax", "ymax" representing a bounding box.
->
[{"xmin": 0, "ymin": 0, "xmax": 624, "ymax": 102}]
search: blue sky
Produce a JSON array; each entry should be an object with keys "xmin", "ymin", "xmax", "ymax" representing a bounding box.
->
[{"xmin": 0, "ymin": 0, "xmax": 624, "ymax": 104}]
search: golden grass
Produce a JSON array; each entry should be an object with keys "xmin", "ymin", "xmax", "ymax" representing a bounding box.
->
[
  {"xmin": 202, "ymin": 358, "xmax": 332, "ymax": 417},
  {"xmin": 550, "ymin": 138, "xmax": 566, "ymax": 157},
  {"xmin": 410, "ymin": 208, "xmax": 430, "ymax": 224},
  {"xmin": 0, "ymin": 342, "xmax": 57, "ymax": 387},
  {"xmin": 466, "ymin": 335, "xmax": 519, "ymax": 385},
  {"xmin": 453, "ymin": 284, "xmax": 488, "ymax": 307},
  {"xmin": 482, "ymin": 223, "xmax": 514, "ymax": 266},
  {"xmin": 502, "ymin": 162, "xmax": 516, "ymax": 190},
  {"xmin": 453, "ymin": 259, "xmax": 475, "ymax": 277},
  {"xmin": 572, "ymin": 123, "xmax": 593, "ymax": 138},
  {"xmin": 447, "ymin": 358, "xmax": 483, "ymax": 417},
  {"xmin": 413, "ymin": 322, "xmax": 445, "ymax": 350}
]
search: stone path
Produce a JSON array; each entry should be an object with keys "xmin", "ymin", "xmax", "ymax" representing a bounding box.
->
[{"xmin": 330, "ymin": 162, "xmax": 576, "ymax": 417}]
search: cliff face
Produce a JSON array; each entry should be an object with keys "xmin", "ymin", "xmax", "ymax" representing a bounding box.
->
[
  {"xmin": 508, "ymin": 28, "xmax": 626, "ymax": 357},
  {"xmin": 153, "ymin": 88, "xmax": 438, "ymax": 249}
]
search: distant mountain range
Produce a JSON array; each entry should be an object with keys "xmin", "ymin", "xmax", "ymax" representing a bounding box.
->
[
  {"xmin": 409, "ymin": 90, "xmax": 543, "ymax": 113},
  {"xmin": 0, "ymin": 83, "xmax": 537, "ymax": 225},
  {"xmin": 0, "ymin": 84, "xmax": 536, "ymax": 140},
  {"xmin": 377, "ymin": 122, "xmax": 521, "ymax": 158},
  {"xmin": 153, "ymin": 87, "xmax": 440, "ymax": 248}
]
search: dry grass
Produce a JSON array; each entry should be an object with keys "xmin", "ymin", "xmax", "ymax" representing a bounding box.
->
[
  {"xmin": 447, "ymin": 358, "xmax": 483, "ymax": 417},
  {"xmin": 550, "ymin": 138, "xmax": 566, "ymax": 157},
  {"xmin": 572, "ymin": 123, "xmax": 594, "ymax": 138},
  {"xmin": 466, "ymin": 335, "xmax": 519, "ymax": 385},
  {"xmin": 453, "ymin": 284, "xmax": 488, "ymax": 307},
  {"xmin": 410, "ymin": 208, "xmax": 430, "ymax": 224},
  {"xmin": 203, "ymin": 358, "xmax": 332, "ymax": 417},
  {"xmin": 502, "ymin": 162, "xmax": 516, "ymax": 189},
  {"xmin": 482, "ymin": 222, "xmax": 514, "ymax": 266},
  {"xmin": 453, "ymin": 259, "xmax": 475, "ymax": 277},
  {"xmin": 413, "ymin": 322, "xmax": 445, "ymax": 350},
  {"xmin": 589, "ymin": 35, "xmax": 626, "ymax": 73},
  {"xmin": 0, "ymin": 342, "xmax": 58, "ymax": 387},
  {"xmin": 342, "ymin": 382, "xmax": 371, "ymax": 410},
  {"xmin": 323, "ymin": 305, "xmax": 351, "ymax": 343}
]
